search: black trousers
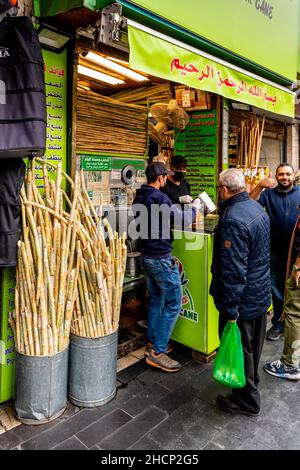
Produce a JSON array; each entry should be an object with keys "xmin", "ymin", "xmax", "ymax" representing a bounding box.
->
[{"xmin": 219, "ymin": 313, "xmax": 267, "ymax": 413}]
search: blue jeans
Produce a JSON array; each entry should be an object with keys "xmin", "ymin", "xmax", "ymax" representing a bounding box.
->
[
  {"xmin": 140, "ymin": 256, "xmax": 182, "ymax": 354},
  {"xmin": 270, "ymin": 254, "xmax": 286, "ymax": 331}
]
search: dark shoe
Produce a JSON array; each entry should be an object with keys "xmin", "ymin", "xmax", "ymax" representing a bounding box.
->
[
  {"xmin": 216, "ymin": 395, "xmax": 259, "ymax": 417},
  {"xmin": 146, "ymin": 352, "xmax": 181, "ymax": 372},
  {"xmin": 263, "ymin": 359, "xmax": 300, "ymax": 381},
  {"xmin": 266, "ymin": 326, "xmax": 284, "ymax": 341},
  {"xmin": 144, "ymin": 342, "xmax": 173, "ymax": 356}
]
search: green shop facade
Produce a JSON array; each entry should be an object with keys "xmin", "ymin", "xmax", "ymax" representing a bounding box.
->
[{"xmin": 0, "ymin": 0, "xmax": 298, "ymax": 402}]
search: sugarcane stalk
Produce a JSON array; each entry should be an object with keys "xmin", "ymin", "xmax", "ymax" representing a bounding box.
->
[
  {"xmin": 37, "ymin": 227, "xmax": 49, "ymax": 356},
  {"xmin": 24, "ymin": 307, "xmax": 35, "ymax": 356},
  {"xmin": 21, "ymin": 310, "xmax": 30, "ymax": 355},
  {"xmin": 19, "ymin": 242, "xmax": 40, "ymax": 355}
]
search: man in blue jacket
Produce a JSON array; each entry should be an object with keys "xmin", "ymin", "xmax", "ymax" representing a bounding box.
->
[
  {"xmin": 210, "ymin": 169, "xmax": 271, "ymax": 416},
  {"xmin": 250, "ymin": 163, "xmax": 300, "ymax": 340},
  {"xmin": 132, "ymin": 162, "xmax": 198, "ymax": 373}
]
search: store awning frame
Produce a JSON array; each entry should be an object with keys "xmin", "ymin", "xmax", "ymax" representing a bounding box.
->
[{"xmin": 128, "ymin": 20, "xmax": 295, "ymax": 118}]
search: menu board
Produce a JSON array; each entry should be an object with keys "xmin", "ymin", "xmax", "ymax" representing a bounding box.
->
[
  {"xmin": 174, "ymin": 110, "xmax": 218, "ymax": 202},
  {"xmin": 34, "ymin": 49, "xmax": 68, "ymax": 193}
]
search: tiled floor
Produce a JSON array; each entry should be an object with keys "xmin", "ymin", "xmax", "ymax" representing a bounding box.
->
[{"xmin": 0, "ymin": 336, "xmax": 299, "ymax": 450}]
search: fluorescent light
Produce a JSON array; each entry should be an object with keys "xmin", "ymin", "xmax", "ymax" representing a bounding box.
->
[
  {"xmin": 84, "ymin": 52, "xmax": 148, "ymax": 82},
  {"xmin": 107, "ymin": 56, "xmax": 129, "ymax": 66},
  {"xmin": 78, "ymin": 65, "xmax": 125, "ymax": 85}
]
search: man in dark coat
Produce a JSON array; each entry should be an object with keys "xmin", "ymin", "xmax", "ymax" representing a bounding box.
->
[
  {"xmin": 210, "ymin": 168, "xmax": 271, "ymax": 416},
  {"xmin": 250, "ymin": 163, "xmax": 300, "ymax": 340}
]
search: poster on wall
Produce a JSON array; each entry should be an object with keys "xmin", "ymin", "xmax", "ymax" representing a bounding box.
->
[
  {"xmin": 174, "ymin": 110, "xmax": 218, "ymax": 203},
  {"xmin": 0, "ymin": 48, "xmax": 68, "ymax": 403}
]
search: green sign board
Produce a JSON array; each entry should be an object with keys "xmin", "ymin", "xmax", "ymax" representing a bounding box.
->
[
  {"xmin": 0, "ymin": 268, "xmax": 16, "ymax": 403},
  {"xmin": 34, "ymin": 0, "xmax": 112, "ymax": 17},
  {"xmin": 81, "ymin": 155, "xmax": 113, "ymax": 171},
  {"xmin": 175, "ymin": 110, "xmax": 218, "ymax": 203},
  {"xmin": 128, "ymin": 25, "xmax": 295, "ymax": 118},
  {"xmin": 112, "ymin": 158, "xmax": 146, "ymax": 171},
  {"xmin": 126, "ymin": 0, "xmax": 298, "ymax": 81}
]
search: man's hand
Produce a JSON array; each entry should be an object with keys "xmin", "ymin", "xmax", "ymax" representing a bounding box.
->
[
  {"xmin": 191, "ymin": 198, "xmax": 202, "ymax": 210},
  {"xmin": 179, "ymin": 195, "xmax": 193, "ymax": 204},
  {"xmin": 258, "ymin": 177, "xmax": 276, "ymax": 189},
  {"xmin": 228, "ymin": 319, "xmax": 237, "ymax": 323}
]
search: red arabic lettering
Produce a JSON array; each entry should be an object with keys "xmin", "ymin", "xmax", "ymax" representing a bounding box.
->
[{"xmin": 170, "ymin": 58, "xmax": 199, "ymax": 75}]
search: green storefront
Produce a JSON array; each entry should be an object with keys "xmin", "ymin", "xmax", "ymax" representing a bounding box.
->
[{"xmin": 0, "ymin": 1, "xmax": 298, "ymax": 401}]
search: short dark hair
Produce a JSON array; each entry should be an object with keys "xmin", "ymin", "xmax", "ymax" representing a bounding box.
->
[
  {"xmin": 276, "ymin": 163, "xmax": 294, "ymax": 174},
  {"xmin": 146, "ymin": 174, "xmax": 160, "ymax": 184},
  {"xmin": 171, "ymin": 155, "xmax": 188, "ymax": 168}
]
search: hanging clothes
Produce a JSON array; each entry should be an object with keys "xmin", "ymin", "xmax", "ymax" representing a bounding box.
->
[
  {"xmin": 0, "ymin": 15, "xmax": 46, "ymax": 158},
  {"xmin": 0, "ymin": 158, "xmax": 25, "ymax": 266}
]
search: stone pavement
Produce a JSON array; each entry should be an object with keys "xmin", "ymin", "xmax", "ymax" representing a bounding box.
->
[{"xmin": 0, "ymin": 335, "xmax": 299, "ymax": 451}]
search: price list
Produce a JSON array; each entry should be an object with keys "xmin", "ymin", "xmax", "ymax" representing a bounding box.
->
[{"xmin": 175, "ymin": 110, "xmax": 218, "ymax": 202}]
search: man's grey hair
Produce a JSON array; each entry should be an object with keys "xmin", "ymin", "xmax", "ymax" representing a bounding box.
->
[{"xmin": 219, "ymin": 168, "xmax": 246, "ymax": 193}]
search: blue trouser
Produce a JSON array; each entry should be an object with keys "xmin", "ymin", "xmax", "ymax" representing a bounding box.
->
[
  {"xmin": 140, "ymin": 256, "xmax": 182, "ymax": 354},
  {"xmin": 270, "ymin": 254, "xmax": 287, "ymax": 331}
]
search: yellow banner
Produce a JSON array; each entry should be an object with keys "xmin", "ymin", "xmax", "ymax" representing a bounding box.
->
[{"xmin": 128, "ymin": 25, "xmax": 295, "ymax": 118}]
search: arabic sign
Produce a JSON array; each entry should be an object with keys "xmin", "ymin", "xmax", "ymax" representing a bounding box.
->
[
  {"xmin": 0, "ymin": 268, "xmax": 16, "ymax": 403},
  {"xmin": 125, "ymin": 0, "xmax": 297, "ymax": 81},
  {"xmin": 81, "ymin": 155, "xmax": 113, "ymax": 171},
  {"xmin": 33, "ymin": 49, "xmax": 67, "ymax": 193},
  {"xmin": 175, "ymin": 111, "xmax": 218, "ymax": 203},
  {"xmin": 128, "ymin": 25, "xmax": 295, "ymax": 118}
]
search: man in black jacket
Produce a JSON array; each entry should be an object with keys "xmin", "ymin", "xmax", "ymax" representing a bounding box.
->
[
  {"xmin": 133, "ymin": 162, "xmax": 199, "ymax": 373},
  {"xmin": 210, "ymin": 168, "xmax": 271, "ymax": 416}
]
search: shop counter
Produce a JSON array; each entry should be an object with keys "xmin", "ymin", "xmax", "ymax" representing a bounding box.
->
[{"xmin": 171, "ymin": 224, "xmax": 220, "ymax": 355}]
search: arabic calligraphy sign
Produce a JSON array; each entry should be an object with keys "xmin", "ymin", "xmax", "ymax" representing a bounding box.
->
[
  {"xmin": 33, "ymin": 49, "xmax": 68, "ymax": 193},
  {"xmin": 125, "ymin": 0, "xmax": 297, "ymax": 81},
  {"xmin": 128, "ymin": 26, "xmax": 295, "ymax": 118},
  {"xmin": 174, "ymin": 111, "xmax": 218, "ymax": 203}
]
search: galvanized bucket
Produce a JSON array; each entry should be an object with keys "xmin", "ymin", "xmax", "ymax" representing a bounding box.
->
[
  {"xmin": 68, "ymin": 330, "xmax": 118, "ymax": 408},
  {"xmin": 14, "ymin": 346, "xmax": 69, "ymax": 425}
]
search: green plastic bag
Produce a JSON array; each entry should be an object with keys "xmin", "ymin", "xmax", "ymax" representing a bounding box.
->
[{"xmin": 213, "ymin": 321, "xmax": 246, "ymax": 388}]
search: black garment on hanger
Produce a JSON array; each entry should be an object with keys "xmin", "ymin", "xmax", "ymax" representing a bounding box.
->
[
  {"xmin": 0, "ymin": 16, "xmax": 46, "ymax": 158},
  {"xmin": 0, "ymin": 158, "xmax": 25, "ymax": 266}
]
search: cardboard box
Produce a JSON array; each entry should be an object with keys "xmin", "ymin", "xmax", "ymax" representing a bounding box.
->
[{"xmin": 195, "ymin": 90, "xmax": 211, "ymax": 110}]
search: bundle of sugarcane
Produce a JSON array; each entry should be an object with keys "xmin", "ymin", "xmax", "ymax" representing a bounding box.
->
[
  {"xmin": 69, "ymin": 171, "xmax": 127, "ymax": 338},
  {"xmin": 8, "ymin": 160, "xmax": 78, "ymax": 356},
  {"xmin": 237, "ymin": 115, "xmax": 265, "ymax": 167},
  {"xmin": 9, "ymin": 159, "xmax": 127, "ymax": 355},
  {"xmin": 76, "ymin": 90, "xmax": 148, "ymax": 155}
]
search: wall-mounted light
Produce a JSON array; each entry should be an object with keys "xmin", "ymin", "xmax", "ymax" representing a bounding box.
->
[
  {"xmin": 37, "ymin": 24, "xmax": 72, "ymax": 54},
  {"xmin": 83, "ymin": 51, "xmax": 148, "ymax": 82},
  {"xmin": 78, "ymin": 65, "xmax": 125, "ymax": 86}
]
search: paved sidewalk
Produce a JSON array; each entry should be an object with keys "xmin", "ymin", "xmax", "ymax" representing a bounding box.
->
[{"xmin": 0, "ymin": 337, "xmax": 299, "ymax": 450}]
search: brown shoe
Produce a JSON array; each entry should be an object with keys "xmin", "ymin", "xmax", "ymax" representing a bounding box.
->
[
  {"xmin": 146, "ymin": 352, "xmax": 181, "ymax": 372},
  {"xmin": 144, "ymin": 342, "xmax": 173, "ymax": 357}
]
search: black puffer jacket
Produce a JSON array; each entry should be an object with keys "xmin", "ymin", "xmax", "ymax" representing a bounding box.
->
[{"xmin": 210, "ymin": 192, "xmax": 271, "ymax": 320}]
